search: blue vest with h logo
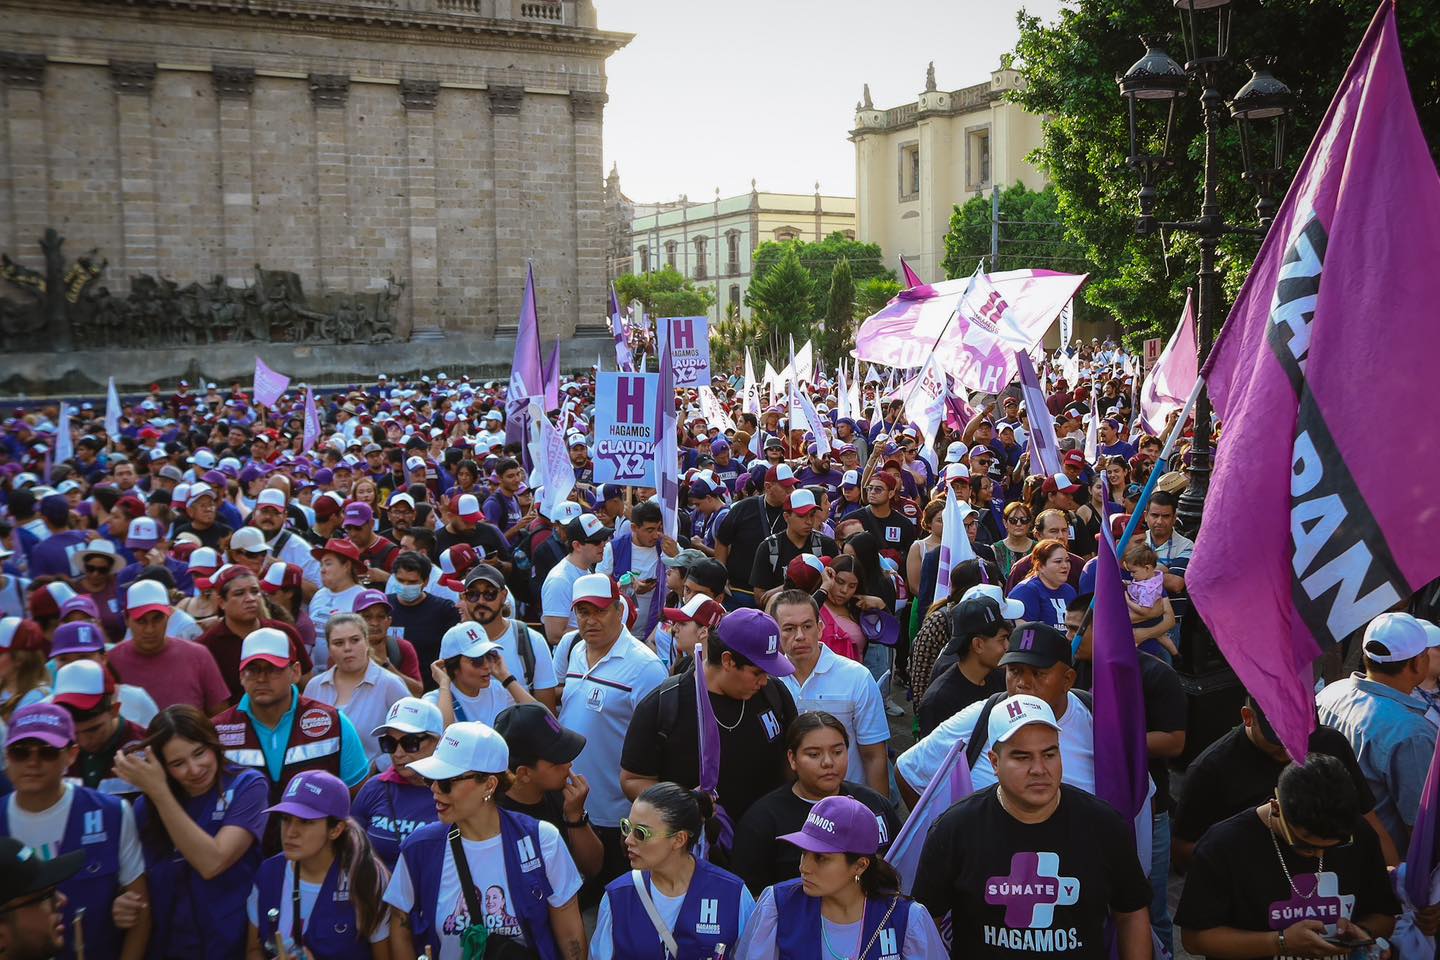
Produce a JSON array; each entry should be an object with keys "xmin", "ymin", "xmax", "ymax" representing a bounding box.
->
[
  {"xmin": 0, "ymin": 786, "xmax": 126, "ymax": 960},
  {"xmin": 397, "ymin": 810, "xmax": 561, "ymax": 960},
  {"xmin": 255, "ymin": 855, "xmax": 373, "ymax": 960},
  {"xmin": 773, "ymin": 878, "xmax": 910, "ymax": 960},
  {"xmin": 606, "ymin": 856, "xmax": 747, "ymax": 959},
  {"xmin": 611, "ymin": 532, "xmax": 633, "ymax": 579}
]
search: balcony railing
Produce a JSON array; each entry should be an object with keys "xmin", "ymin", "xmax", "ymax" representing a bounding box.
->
[{"xmin": 520, "ymin": 1, "xmax": 563, "ymax": 22}]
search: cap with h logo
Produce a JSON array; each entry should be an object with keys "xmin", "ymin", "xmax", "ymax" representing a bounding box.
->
[
  {"xmin": 987, "ymin": 694, "xmax": 1062, "ymax": 747},
  {"xmin": 439, "ymin": 622, "xmax": 502, "ymax": 661},
  {"xmin": 716, "ymin": 608, "xmax": 794, "ymax": 677},
  {"xmin": 998, "ymin": 622, "xmax": 1073, "ymax": 670},
  {"xmin": 263, "ymin": 770, "xmax": 351, "ymax": 821},
  {"xmin": 408, "ymin": 721, "xmax": 509, "ymax": 780},
  {"xmin": 370, "ymin": 696, "xmax": 446, "ymax": 738}
]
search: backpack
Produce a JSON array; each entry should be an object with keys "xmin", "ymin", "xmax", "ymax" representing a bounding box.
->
[
  {"xmin": 655, "ymin": 665, "xmax": 788, "ymax": 749},
  {"xmin": 964, "ymin": 689, "xmax": 1094, "ymax": 770},
  {"xmin": 766, "ymin": 531, "xmax": 824, "ymax": 573}
]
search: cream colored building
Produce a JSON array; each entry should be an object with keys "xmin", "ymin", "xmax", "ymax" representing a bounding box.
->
[
  {"xmin": 627, "ymin": 183, "xmax": 856, "ymax": 325},
  {"xmin": 851, "ymin": 62, "xmax": 1046, "ymax": 283}
]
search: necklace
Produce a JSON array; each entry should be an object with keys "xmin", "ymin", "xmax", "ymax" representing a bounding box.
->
[
  {"xmin": 1268, "ymin": 812, "xmax": 1322, "ymax": 895},
  {"xmin": 819, "ymin": 910, "xmax": 863, "ymax": 960},
  {"xmin": 713, "ymin": 694, "xmax": 745, "ymax": 731}
]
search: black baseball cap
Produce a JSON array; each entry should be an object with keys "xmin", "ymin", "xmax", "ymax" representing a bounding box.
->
[
  {"xmin": 463, "ymin": 563, "xmax": 506, "ymax": 590},
  {"xmin": 494, "ymin": 703, "xmax": 586, "ymax": 770},
  {"xmin": 685, "ymin": 558, "xmax": 728, "ymax": 597},
  {"xmin": 998, "ymin": 622, "xmax": 1074, "ymax": 669},
  {"xmin": 0, "ymin": 837, "xmax": 83, "ymax": 907},
  {"xmin": 948, "ymin": 595, "xmax": 1009, "ymax": 643}
]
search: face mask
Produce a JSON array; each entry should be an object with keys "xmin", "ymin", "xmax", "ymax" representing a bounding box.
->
[{"xmin": 396, "ymin": 583, "xmax": 424, "ymax": 603}]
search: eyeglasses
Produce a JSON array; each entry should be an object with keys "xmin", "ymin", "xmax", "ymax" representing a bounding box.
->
[
  {"xmin": 1007, "ymin": 515, "xmax": 1032, "ymax": 525},
  {"xmin": 6, "ymin": 743, "xmax": 63, "ymax": 763},
  {"xmin": 425, "ymin": 773, "xmax": 482, "ymax": 794},
  {"xmin": 465, "ymin": 587, "xmax": 503, "ymax": 603},
  {"xmin": 864, "ymin": 485, "xmax": 887, "ymax": 494},
  {"xmin": 83, "ymin": 564, "xmax": 111, "ymax": 575},
  {"xmin": 1271, "ymin": 797, "xmax": 1353, "ymax": 856},
  {"xmin": 379, "ymin": 733, "xmax": 433, "ymax": 754},
  {"xmin": 0, "ymin": 886, "xmax": 59, "ymax": 914},
  {"xmin": 620, "ymin": 818, "xmax": 678, "ymax": 843}
]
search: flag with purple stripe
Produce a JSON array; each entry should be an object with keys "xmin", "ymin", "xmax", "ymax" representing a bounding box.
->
[
  {"xmin": 691, "ymin": 643, "xmax": 734, "ymax": 859},
  {"xmin": 302, "ymin": 387, "xmax": 320, "ymax": 452},
  {"xmin": 543, "ymin": 338, "xmax": 561, "ymax": 411},
  {"xmin": 1092, "ymin": 520, "xmax": 1150, "ymax": 827},
  {"xmin": 888, "ymin": 735, "xmax": 974, "ymax": 894},
  {"xmin": 1406, "ymin": 733, "xmax": 1440, "ymax": 907},
  {"xmin": 1016, "ymin": 350, "xmax": 1061, "ymax": 476},
  {"xmin": 609, "ymin": 283, "xmax": 634, "ymax": 372},
  {"xmin": 505, "ymin": 262, "xmax": 545, "ymax": 451}
]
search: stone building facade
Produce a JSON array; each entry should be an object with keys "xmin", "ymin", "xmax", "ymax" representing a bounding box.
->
[{"xmin": 0, "ymin": 0, "xmax": 631, "ymax": 346}]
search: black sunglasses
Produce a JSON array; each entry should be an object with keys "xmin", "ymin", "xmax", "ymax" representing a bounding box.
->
[
  {"xmin": 379, "ymin": 733, "xmax": 433, "ymax": 755},
  {"xmin": 425, "ymin": 773, "xmax": 482, "ymax": 794},
  {"xmin": 83, "ymin": 564, "xmax": 111, "ymax": 575},
  {"xmin": 7, "ymin": 743, "xmax": 63, "ymax": 763},
  {"xmin": 465, "ymin": 587, "xmax": 503, "ymax": 603}
]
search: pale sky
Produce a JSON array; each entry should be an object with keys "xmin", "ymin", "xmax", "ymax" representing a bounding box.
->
[{"xmin": 598, "ymin": 0, "xmax": 1066, "ymax": 204}]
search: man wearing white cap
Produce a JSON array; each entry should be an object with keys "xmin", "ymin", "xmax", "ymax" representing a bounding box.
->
[
  {"xmin": 540, "ymin": 513, "xmax": 611, "ymax": 647},
  {"xmin": 1317, "ymin": 612, "xmax": 1439, "ymax": 848},
  {"xmin": 556, "ymin": 573, "xmax": 667, "ymax": 888},
  {"xmin": 249, "ymin": 487, "xmax": 321, "ymax": 589},
  {"xmin": 912, "ymin": 694, "xmax": 1153, "ymax": 960},
  {"xmin": 107, "ymin": 579, "xmax": 232, "ymax": 715}
]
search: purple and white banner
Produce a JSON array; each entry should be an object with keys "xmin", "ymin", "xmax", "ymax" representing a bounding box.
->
[
  {"xmin": 663, "ymin": 316, "xmax": 711, "ymax": 387},
  {"xmin": 253, "ymin": 357, "xmax": 290, "ymax": 408},
  {"xmin": 593, "ymin": 371, "xmax": 660, "ymax": 486},
  {"xmin": 302, "ymin": 387, "xmax": 320, "ymax": 452}
]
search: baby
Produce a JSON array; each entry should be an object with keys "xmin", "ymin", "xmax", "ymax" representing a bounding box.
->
[{"xmin": 1124, "ymin": 542, "xmax": 1177, "ymax": 658}]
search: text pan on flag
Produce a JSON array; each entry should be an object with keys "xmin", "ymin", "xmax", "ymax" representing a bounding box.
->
[
  {"xmin": 660, "ymin": 316, "xmax": 711, "ymax": 387},
  {"xmin": 592, "ymin": 371, "xmax": 660, "ymax": 486},
  {"xmin": 853, "ymin": 268, "xmax": 1087, "ymax": 395},
  {"xmin": 1188, "ymin": 0, "xmax": 1440, "ymax": 764}
]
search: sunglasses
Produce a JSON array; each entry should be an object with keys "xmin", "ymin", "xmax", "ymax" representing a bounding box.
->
[
  {"xmin": 465, "ymin": 587, "xmax": 503, "ymax": 603},
  {"xmin": 1007, "ymin": 515, "xmax": 1032, "ymax": 525},
  {"xmin": 83, "ymin": 564, "xmax": 111, "ymax": 575},
  {"xmin": 864, "ymin": 484, "xmax": 887, "ymax": 494},
  {"xmin": 425, "ymin": 773, "xmax": 482, "ymax": 794},
  {"xmin": 379, "ymin": 733, "xmax": 433, "ymax": 754},
  {"xmin": 6, "ymin": 743, "xmax": 63, "ymax": 763},
  {"xmin": 620, "ymin": 817, "xmax": 679, "ymax": 843}
]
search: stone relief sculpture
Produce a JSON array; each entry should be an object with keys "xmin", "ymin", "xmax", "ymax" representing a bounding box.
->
[{"xmin": 0, "ymin": 230, "xmax": 406, "ymax": 351}]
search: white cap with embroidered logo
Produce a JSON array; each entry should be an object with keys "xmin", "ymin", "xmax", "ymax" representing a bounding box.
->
[
  {"xmin": 370, "ymin": 696, "xmax": 445, "ymax": 738},
  {"xmin": 408, "ymin": 721, "xmax": 509, "ymax": 780},
  {"xmin": 987, "ymin": 694, "xmax": 1062, "ymax": 746},
  {"xmin": 438, "ymin": 622, "xmax": 502, "ymax": 661}
]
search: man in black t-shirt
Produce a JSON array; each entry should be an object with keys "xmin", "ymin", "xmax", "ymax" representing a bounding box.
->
[
  {"xmin": 1175, "ymin": 754, "xmax": 1398, "ymax": 960},
  {"xmin": 714, "ymin": 464, "xmax": 797, "ymax": 607},
  {"xmin": 494, "ymin": 703, "xmax": 605, "ymax": 879},
  {"xmin": 913, "ymin": 693, "xmax": 1152, "ymax": 960},
  {"xmin": 618, "ymin": 607, "xmax": 800, "ymax": 824},
  {"xmin": 918, "ymin": 595, "xmax": 1010, "ymax": 737},
  {"xmin": 1174, "ymin": 695, "xmax": 1385, "ymax": 869},
  {"xmin": 749, "ymin": 488, "xmax": 839, "ymax": 608},
  {"xmin": 854, "ymin": 471, "xmax": 917, "ymax": 563}
]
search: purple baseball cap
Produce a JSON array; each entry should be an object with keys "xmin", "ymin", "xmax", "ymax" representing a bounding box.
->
[
  {"xmin": 716, "ymin": 608, "xmax": 794, "ymax": 677},
  {"xmin": 59, "ymin": 595, "xmax": 102, "ymax": 622},
  {"xmin": 351, "ymin": 588, "xmax": 391, "ymax": 613},
  {"xmin": 263, "ymin": 770, "xmax": 351, "ymax": 821},
  {"xmin": 342, "ymin": 501, "xmax": 374, "ymax": 527},
  {"xmin": 50, "ymin": 621, "xmax": 107, "ymax": 658},
  {"xmin": 778, "ymin": 795, "xmax": 880, "ymax": 855},
  {"xmin": 5, "ymin": 703, "xmax": 76, "ymax": 749},
  {"xmin": 314, "ymin": 467, "xmax": 334, "ymax": 485}
]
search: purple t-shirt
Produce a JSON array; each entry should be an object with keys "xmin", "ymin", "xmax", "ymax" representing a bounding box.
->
[
  {"xmin": 27, "ymin": 530, "xmax": 89, "ymax": 579},
  {"xmin": 351, "ymin": 769, "xmax": 438, "ymax": 869},
  {"xmin": 1008, "ymin": 577, "xmax": 1077, "ymax": 629},
  {"xmin": 483, "ymin": 492, "xmax": 522, "ymax": 544}
]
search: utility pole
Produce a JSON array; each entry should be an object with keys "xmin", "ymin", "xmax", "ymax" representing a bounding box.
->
[{"xmin": 990, "ymin": 184, "xmax": 1000, "ymax": 270}]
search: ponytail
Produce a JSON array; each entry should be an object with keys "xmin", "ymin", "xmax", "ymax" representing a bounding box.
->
[
  {"xmin": 638, "ymin": 781, "xmax": 714, "ymax": 852},
  {"xmin": 331, "ymin": 817, "xmax": 389, "ymax": 938},
  {"xmin": 846, "ymin": 853, "xmax": 904, "ymax": 900}
]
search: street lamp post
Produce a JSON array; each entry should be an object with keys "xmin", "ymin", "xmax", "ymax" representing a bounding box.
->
[{"xmin": 1118, "ymin": 0, "xmax": 1293, "ymax": 536}]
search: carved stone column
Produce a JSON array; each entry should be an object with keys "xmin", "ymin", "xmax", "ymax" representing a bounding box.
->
[
  {"xmin": 570, "ymin": 89, "xmax": 606, "ymax": 337},
  {"xmin": 213, "ymin": 65, "xmax": 256, "ymax": 285},
  {"xmin": 488, "ymin": 85, "xmax": 524, "ymax": 329},
  {"xmin": 310, "ymin": 74, "xmax": 351, "ymax": 293},
  {"xmin": 400, "ymin": 80, "xmax": 441, "ymax": 340},
  {"xmin": 3, "ymin": 53, "xmax": 49, "ymax": 261},
  {"xmin": 109, "ymin": 61, "xmax": 158, "ymax": 281}
]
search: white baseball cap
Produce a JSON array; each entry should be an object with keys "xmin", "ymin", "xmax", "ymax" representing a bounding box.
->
[
  {"xmin": 408, "ymin": 721, "xmax": 510, "ymax": 780},
  {"xmin": 172, "ymin": 483, "xmax": 192, "ymax": 508},
  {"xmin": 439, "ymin": 623, "xmax": 502, "ymax": 661},
  {"xmin": 370, "ymin": 696, "xmax": 445, "ymax": 738},
  {"xmin": 388, "ymin": 492, "xmax": 415, "ymax": 509},
  {"xmin": 943, "ymin": 463, "xmax": 972, "ymax": 482},
  {"xmin": 255, "ymin": 488, "xmax": 287, "ymax": 511},
  {"xmin": 454, "ymin": 494, "xmax": 483, "ymax": 523},
  {"xmin": 51, "ymin": 659, "xmax": 114, "ymax": 712},
  {"xmin": 126, "ymin": 579, "xmax": 172, "ymax": 619},
  {"xmin": 405, "ymin": 456, "xmax": 427, "ymax": 472},
  {"xmin": 544, "ymin": 500, "xmax": 583, "ymax": 524},
  {"xmin": 1422, "ymin": 620, "xmax": 1440, "ymax": 650},
  {"xmin": 239, "ymin": 627, "xmax": 292, "ymax": 670},
  {"xmin": 187, "ymin": 482, "xmax": 217, "ymax": 502},
  {"xmin": 187, "ymin": 546, "xmax": 221, "ymax": 572},
  {"xmin": 571, "ymin": 572, "xmax": 620, "ymax": 609},
  {"xmin": 1362, "ymin": 612, "xmax": 1430, "ymax": 663},
  {"xmin": 961, "ymin": 583, "xmax": 1025, "ymax": 621},
  {"xmin": 987, "ymin": 694, "xmax": 1062, "ymax": 747},
  {"xmin": 230, "ymin": 527, "xmax": 269, "ymax": 555}
]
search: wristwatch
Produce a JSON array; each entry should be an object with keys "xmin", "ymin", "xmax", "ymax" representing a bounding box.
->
[
  {"xmin": 1276, "ymin": 930, "xmax": 1286, "ymax": 955},
  {"xmin": 500, "ymin": 675, "xmax": 519, "ymax": 687},
  {"xmin": 563, "ymin": 812, "xmax": 590, "ymax": 828}
]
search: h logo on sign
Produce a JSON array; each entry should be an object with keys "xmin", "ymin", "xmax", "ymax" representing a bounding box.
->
[
  {"xmin": 699, "ymin": 899, "xmax": 719, "ymax": 926},
  {"xmin": 617, "ymin": 376, "xmax": 647, "ymax": 423},
  {"xmin": 672, "ymin": 319, "xmax": 696, "ymax": 351}
]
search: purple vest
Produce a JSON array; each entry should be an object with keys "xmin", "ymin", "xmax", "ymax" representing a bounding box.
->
[
  {"xmin": 137, "ymin": 767, "xmax": 266, "ymax": 960},
  {"xmin": 350, "ymin": 774, "xmax": 438, "ymax": 870},
  {"xmin": 255, "ymin": 855, "xmax": 372, "ymax": 960},
  {"xmin": 397, "ymin": 810, "xmax": 561, "ymax": 960},
  {"xmin": 773, "ymin": 878, "xmax": 910, "ymax": 960},
  {"xmin": 606, "ymin": 857, "xmax": 748, "ymax": 959},
  {"xmin": 611, "ymin": 532, "xmax": 634, "ymax": 578},
  {"xmin": 0, "ymin": 787, "xmax": 125, "ymax": 960}
]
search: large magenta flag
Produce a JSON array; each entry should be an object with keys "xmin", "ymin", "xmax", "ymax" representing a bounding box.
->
[
  {"xmin": 1189, "ymin": 1, "xmax": 1440, "ymax": 763},
  {"xmin": 1093, "ymin": 527, "xmax": 1149, "ymax": 826},
  {"xmin": 543, "ymin": 338, "xmax": 561, "ymax": 411}
]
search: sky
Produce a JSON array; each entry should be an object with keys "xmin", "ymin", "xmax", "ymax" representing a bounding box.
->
[{"xmin": 598, "ymin": 0, "xmax": 1066, "ymax": 204}]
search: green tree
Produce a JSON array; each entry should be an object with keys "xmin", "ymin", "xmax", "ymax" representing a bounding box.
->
[
  {"xmin": 854, "ymin": 277, "xmax": 901, "ymax": 319},
  {"xmin": 710, "ymin": 310, "xmax": 764, "ymax": 372},
  {"xmin": 614, "ymin": 267, "xmax": 716, "ymax": 320},
  {"xmin": 1012, "ymin": 0, "xmax": 1440, "ymax": 344},
  {"xmin": 744, "ymin": 246, "xmax": 816, "ymax": 358},
  {"xmin": 750, "ymin": 232, "xmax": 895, "ymax": 317},
  {"xmin": 821, "ymin": 256, "xmax": 856, "ymax": 367}
]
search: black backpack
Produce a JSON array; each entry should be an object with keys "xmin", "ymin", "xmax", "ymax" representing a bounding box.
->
[{"xmin": 964, "ymin": 689, "xmax": 1094, "ymax": 770}]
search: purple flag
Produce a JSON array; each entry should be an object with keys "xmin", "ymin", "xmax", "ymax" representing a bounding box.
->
[
  {"xmin": 609, "ymin": 283, "xmax": 634, "ymax": 372},
  {"xmin": 888, "ymin": 735, "xmax": 974, "ymax": 894},
  {"xmin": 302, "ymin": 387, "xmax": 320, "ymax": 452},
  {"xmin": 1405, "ymin": 733, "xmax": 1440, "ymax": 907},
  {"xmin": 1017, "ymin": 350, "xmax": 1061, "ymax": 477},
  {"xmin": 692, "ymin": 643, "xmax": 734, "ymax": 857},
  {"xmin": 252, "ymin": 357, "xmax": 290, "ymax": 408},
  {"xmin": 641, "ymin": 318, "xmax": 680, "ymax": 645},
  {"xmin": 1092, "ymin": 522, "xmax": 1149, "ymax": 825},
  {"xmin": 900, "ymin": 256, "xmax": 925, "ymax": 290},
  {"xmin": 506, "ymin": 262, "xmax": 545, "ymax": 450},
  {"xmin": 543, "ymin": 338, "xmax": 561, "ymax": 411},
  {"xmin": 1188, "ymin": 1, "xmax": 1440, "ymax": 763}
]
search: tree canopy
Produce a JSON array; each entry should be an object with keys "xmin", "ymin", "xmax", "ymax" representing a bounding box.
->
[{"xmin": 613, "ymin": 267, "xmax": 715, "ymax": 320}]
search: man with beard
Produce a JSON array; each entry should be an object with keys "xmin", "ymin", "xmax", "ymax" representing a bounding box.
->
[{"xmin": 456, "ymin": 563, "xmax": 558, "ymax": 711}]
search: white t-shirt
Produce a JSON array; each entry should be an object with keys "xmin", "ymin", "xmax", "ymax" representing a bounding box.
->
[
  {"xmin": 309, "ymin": 584, "xmax": 367, "ymax": 668},
  {"xmin": 245, "ymin": 871, "xmax": 390, "ymax": 952},
  {"xmin": 384, "ymin": 820, "xmax": 582, "ymax": 960},
  {"xmin": 6, "ymin": 784, "xmax": 145, "ymax": 884},
  {"xmin": 896, "ymin": 690, "xmax": 1096, "ymax": 796},
  {"xmin": 541, "ymin": 559, "xmax": 589, "ymax": 625},
  {"xmin": 591, "ymin": 874, "xmax": 758, "ymax": 960},
  {"xmin": 423, "ymin": 682, "xmax": 513, "ymax": 728},
  {"xmin": 488, "ymin": 619, "xmax": 558, "ymax": 693},
  {"xmin": 777, "ymin": 646, "xmax": 891, "ymax": 788}
]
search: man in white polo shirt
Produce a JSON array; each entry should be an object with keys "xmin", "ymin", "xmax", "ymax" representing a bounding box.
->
[
  {"xmin": 540, "ymin": 513, "xmax": 611, "ymax": 647},
  {"xmin": 556, "ymin": 572, "xmax": 667, "ymax": 891},
  {"xmin": 768, "ymin": 589, "xmax": 891, "ymax": 796},
  {"xmin": 896, "ymin": 621, "xmax": 1096, "ymax": 808}
]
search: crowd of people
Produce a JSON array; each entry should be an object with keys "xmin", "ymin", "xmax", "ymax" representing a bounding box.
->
[{"xmin": 0, "ymin": 339, "xmax": 1437, "ymax": 960}]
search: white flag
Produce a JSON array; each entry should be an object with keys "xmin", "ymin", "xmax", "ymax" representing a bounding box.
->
[
  {"xmin": 54, "ymin": 402, "xmax": 73, "ymax": 464},
  {"xmin": 794, "ymin": 340, "xmax": 814, "ymax": 386},
  {"xmin": 698, "ymin": 386, "xmax": 736, "ymax": 433},
  {"xmin": 934, "ymin": 485, "xmax": 978, "ymax": 606},
  {"xmin": 836, "ymin": 363, "xmax": 852, "ymax": 420},
  {"xmin": 104, "ymin": 377, "xmax": 121, "ymax": 439},
  {"xmin": 528, "ymin": 399, "xmax": 576, "ymax": 518}
]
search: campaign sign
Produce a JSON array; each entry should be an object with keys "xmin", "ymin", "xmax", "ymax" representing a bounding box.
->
[
  {"xmin": 664, "ymin": 316, "xmax": 711, "ymax": 387},
  {"xmin": 1143, "ymin": 337, "xmax": 1162, "ymax": 370},
  {"xmin": 593, "ymin": 372, "xmax": 660, "ymax": 486}
]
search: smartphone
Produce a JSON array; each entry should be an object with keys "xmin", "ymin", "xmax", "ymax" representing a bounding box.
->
[{"xmin": 1323, "ymin": 935, "xmax": 1375, "ymax": 949}]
